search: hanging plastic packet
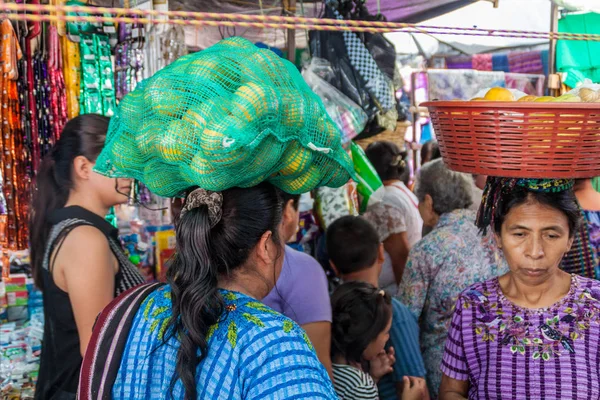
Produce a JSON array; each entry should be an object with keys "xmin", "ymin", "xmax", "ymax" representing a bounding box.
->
[
  {"xmin": 314, "ymin": 182, "xmax": 359, "ymax": 230},
  {"xmin": 95, "ymin": 35, "xmax": 117, "ymax": 116},
  {"xmin": 350, "ymin": 142, "xmax": 385, "ymax": 212},
  {"xmin": 102, "ymin": 13, "xmax": 118, "ymax": 48},
  {"xmin": 66, "ymin": 0, "xmax": 93, "ymax": 42}
]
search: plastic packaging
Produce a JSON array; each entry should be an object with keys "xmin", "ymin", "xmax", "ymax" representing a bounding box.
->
[
  {"xmin": 302, "ymin": 58, "xmax": 368, "ymax": 145},
  {"xmin": 566, "ymin": 79, "xmax": 600, "ymax": 102},
  {"xmin": 314, "ymin": 182, "xmax": 359, "ymax": 230},
  {"xmin": 350, "ymin": 142, "xmax": 385, "ymax": 212}
]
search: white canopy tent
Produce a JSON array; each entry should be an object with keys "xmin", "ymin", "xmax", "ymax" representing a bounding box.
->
[{"xmin": 386, "ymin": 0, "xmax": 552, "ymax": 56}]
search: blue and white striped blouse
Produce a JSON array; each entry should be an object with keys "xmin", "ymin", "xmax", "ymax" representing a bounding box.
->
[{"xmin": 112, "ymin": 286, "xmax": 338, "ymax": 399}]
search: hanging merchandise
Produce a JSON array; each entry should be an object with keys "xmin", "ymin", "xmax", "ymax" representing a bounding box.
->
[
  {"xmin": 79, "ymin": 34, "xmax": 117, "ymax": 116},
  {"xmin": 47, "ymin": 26, "xmax": 68, "ymax": 141},
  {"xmin": 115, "ymin": 22, "xmax": 145, "ymax": 101},
  {"xmin": 1, "ymin": 20, "xmax": 29, "ymax": 251},
  {"xmin": 302, "ymin": 58, "xmax": 368, "ymax": 145},
  {"xmin": 309, "ymin": 0, "xmax": 398, "ymax": 137},
  {"xmin": 61, "ymin": 35, "xmax": 81, "ymax": 118}
]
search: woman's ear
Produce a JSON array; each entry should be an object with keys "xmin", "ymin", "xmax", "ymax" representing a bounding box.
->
[
  {"xmin": 72, "ymin": 155, "xmax": 92, "ymax": 181},
  {"xmin": 329, "ymin": 260, "xmax": 340, "ymax": 277},
  {"xmin": 494, "ymin": 231, "xmax": 503, "ymax": 250},
  {"xmin": 377, "ymin": 243, "xmax": 385, "ymax": 265},
  {"xmin": 424, "ymin": 194, "xmax": 434, "ymax": 213},
  {"xmin": 565, "ymin": 236, "xmax": 575, "ymax": 253},
  {"xmin": 255, "ymin": 230, "xmax": 275, "ymax": 266}
]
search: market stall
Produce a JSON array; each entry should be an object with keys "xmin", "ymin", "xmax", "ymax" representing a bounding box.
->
[{"xmin": 1, "ymin": 1, "xmax": 599, "ymax": 398}]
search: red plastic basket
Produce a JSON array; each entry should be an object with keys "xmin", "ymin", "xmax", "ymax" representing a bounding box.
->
[{"xmin": 422, "ymin": 101, "xmax": 600, "ymax": 178}]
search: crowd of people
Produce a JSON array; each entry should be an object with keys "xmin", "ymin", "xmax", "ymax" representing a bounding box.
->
[{"xmin": 27, "ymin": 43, "xmax": 600, "ymax": 400}]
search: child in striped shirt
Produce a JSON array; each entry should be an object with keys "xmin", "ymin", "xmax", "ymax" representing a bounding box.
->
[{"xmin": 331, "ymin": 282, "xmax": 426, "ymax": 400}]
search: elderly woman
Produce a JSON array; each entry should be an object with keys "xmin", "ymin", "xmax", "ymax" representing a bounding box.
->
[
  {"xmin": 365, "ymin": 141, "xmax": 423, "ymax": 293},
  {"xmin": 398, "ymin": 160, "xmax": 505, "ymax": 397},
  {"xmin": 440, "ymin": 178, "xmax": 600, "ymax": 400}
]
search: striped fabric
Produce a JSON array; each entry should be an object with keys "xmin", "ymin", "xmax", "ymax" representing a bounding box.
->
[
  {"xmin": 332, "ymin": 364, "xmax": 378, "ymax": 400},
  {"xmin": 111, "ymin": 286, "xmax": 338, "ymax": 399},
  {"xmin": 561, "ymin": 209, "xmax": 600, "ymax": 280},
  {"xmin": 378, "ymin": 298, "xmax": 426, "ymax": 400},
  {"xmin": 78, "ymin": 283, "xmax": 164, "ymax": 400},
  {"xmin": 442, "ymin": 275, "xmax": 600, "ymax": 399}
]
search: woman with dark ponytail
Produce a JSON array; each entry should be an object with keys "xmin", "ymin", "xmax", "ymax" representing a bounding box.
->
[
  {"xmin": 30, "ymin": 114, "xmax": 144, "ymax": 400},
  {"xmin": 80, "ymin": 184, "xmax": 338, "ymax": 399},
  {"xmin": 78, "ymin": 37, "xmax": 351, "ymax": 400}
]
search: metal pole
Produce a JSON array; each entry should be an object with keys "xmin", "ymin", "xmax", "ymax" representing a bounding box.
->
[
  {"xmin": 548, "ymin": 3, "xmax": 560, "ymax": 95},
  {"xmin": 286, "ymin": 0, "xmax": 297, "ymax": 64},
  {"xmin": 549, "ymin": 3, "xmax": 559, "ymax": 76}
]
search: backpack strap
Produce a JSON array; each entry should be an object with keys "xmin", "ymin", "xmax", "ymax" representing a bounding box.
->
[{"xmin": 78, "ymin": 282, "xmax": 165, "ymax": 400}]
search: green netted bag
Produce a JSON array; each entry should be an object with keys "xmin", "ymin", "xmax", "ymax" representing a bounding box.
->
[{"xmin": 94, "ymin": 36, "xmax": 355, "ymax": 196}]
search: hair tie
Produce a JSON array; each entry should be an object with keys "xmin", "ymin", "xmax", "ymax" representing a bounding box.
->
[
  {"xmin": 180, "ymin": 188, "xmax": 223, "ymax": 228},
  {"xmin": 390, "ymin": 155, "xmax": 406, "ymax": 169},
  {"xmin": 379, "ymin": 290, "xmax": 385, "ymax": 297}
]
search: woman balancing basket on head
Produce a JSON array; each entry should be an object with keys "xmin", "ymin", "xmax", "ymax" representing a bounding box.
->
[
  {"xmin": 78, "ymin": 37, "xmax": 355, "ymax": 400},
  {"xmin": 422, "ymin": 98, "xmax": 600, "ymax": 399}
]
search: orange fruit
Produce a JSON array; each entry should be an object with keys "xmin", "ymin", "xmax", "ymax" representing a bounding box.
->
[
  {"xmin": 484, "ymin": 87, "xmax": 515, "ymax": 101},
  {"xmin": 517, "ymin": 95, "xmax": 538, "ymax": 102}
]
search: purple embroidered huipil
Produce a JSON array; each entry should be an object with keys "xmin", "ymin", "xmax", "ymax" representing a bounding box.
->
[{"xmin": 442, "ymin": 274, "xmax": 600, "ymax": 400}]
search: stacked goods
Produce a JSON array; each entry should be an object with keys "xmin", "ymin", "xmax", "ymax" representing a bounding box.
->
[{"xmin": 94, "ymin": 37, "xmax": 355, "ymax": 196}]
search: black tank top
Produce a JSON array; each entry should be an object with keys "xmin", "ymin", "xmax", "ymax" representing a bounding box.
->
[{"xmin": 35, "ymin": 206, "xmax": 145, "ymax": 400}]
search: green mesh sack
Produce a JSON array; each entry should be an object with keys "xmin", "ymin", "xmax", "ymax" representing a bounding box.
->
[{"xmin": 94, "ymin": 36, "xmax": 355, "ymax": 197}]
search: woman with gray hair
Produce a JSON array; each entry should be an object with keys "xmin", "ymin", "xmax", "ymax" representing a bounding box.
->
[{"xmin": 397, "ymin": 159, "xmax": 507, "ymax": 398}]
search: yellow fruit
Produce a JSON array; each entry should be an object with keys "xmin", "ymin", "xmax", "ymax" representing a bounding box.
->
[
  {"xmin": 189, "ymin": 152, "xmax": 215, "ymax": 178},
  {"xmin": 471, "ymin": 97, "xmax": 486, "ymax": 101},
  {"xmin": 232, "ymin": 82, "xmax": 279, "ymax": 120},
  {"xmin": 517, "ymin": 95, "xmax": 538, "ymax": 102},
  {"xmin": 533, "ymin": 96, "xmax": 555, "ymax": 102},
  {"xmin": 484, "ymin": 87, "xmax": 515, "ymax": 101},
  {"xmin": 279, "ymin": 143, "xmax": 313, "ymax": 176},
  {"xmin": 551, "ymin": 94, "xmax": 582, "ymax": 103},
  {"xmin": 283, "ymin": 165, "xmax": 319, "ymax": 193}
]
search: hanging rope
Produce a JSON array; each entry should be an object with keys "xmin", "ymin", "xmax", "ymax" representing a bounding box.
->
[{"xmin": 2, "ymin": 2, "xmax": 600, "ymax": 41}]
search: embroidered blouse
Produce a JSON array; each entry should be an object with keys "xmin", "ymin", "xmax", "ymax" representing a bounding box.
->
[
  {"xmin": 442, "ymin": 274, "xmax": 600, "ymax": 400},
  {"xmin": 112, "ymin": 286, "xmax": 338, "ymax": 399}
]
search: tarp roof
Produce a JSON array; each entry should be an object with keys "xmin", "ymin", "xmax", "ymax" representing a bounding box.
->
[{"xmin": 365, "ymin": 0, "xmax": 478, "ymax": 23}]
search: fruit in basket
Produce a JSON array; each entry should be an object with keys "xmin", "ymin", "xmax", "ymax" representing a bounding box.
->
[
  {"xmin": 484, "ymin": 87, "xmax": 515, "ymax": 101},
  {"xmin": 471, "ymin": 97, "xmax": 485, "ymax": 101},
  {"xmin": 533, "ymin": 96, "xmax": 555, "ymax": 102},
  {"xmin": 579, "ymin": 88, "xmax": 600, "ymax": 103},
  {"xmin": 552, "ymin": 94, "xmax": 582, "ymax": 102},
  {"xmin": 517, "ymin": 95, "xmax": 538, "ymax": 102}
]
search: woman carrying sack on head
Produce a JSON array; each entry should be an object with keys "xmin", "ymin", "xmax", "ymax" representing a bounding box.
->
[
  {"xmin": 30, "ymin": 115, "xmax": 145, "ymax": 400},
  {"xmin": 78, "ymin": 37, "xmax": 355, "ymax": 400}
]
